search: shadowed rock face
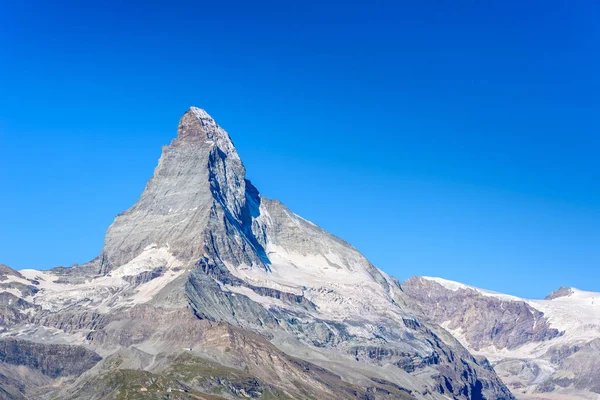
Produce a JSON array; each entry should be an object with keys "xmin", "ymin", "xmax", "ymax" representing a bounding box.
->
[
  {"xmin": 0, "ymin": 339, "xmax": 101, "ymax": 399},
  {"xmin": 0, "ymin": 108, "xmax": 515, "ymax": 400},
  {"xmin": 0, "ymin": 339, "xmax": 101, "ymax": 378}
]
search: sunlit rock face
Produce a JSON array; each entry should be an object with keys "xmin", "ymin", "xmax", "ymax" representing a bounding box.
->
[{"xmin": 0, "ymin": 108, "xmax": 515, "ymax": 400}]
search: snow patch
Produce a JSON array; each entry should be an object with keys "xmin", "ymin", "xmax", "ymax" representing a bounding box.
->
[
  {"xmin": 110, "ymin": 245, "xmax": 184, "ymax": 278},
  {"xmin": 19, "ymin": 247, "xmax": 186, "ymax": 312},
  {"xmin": 224, "ymin": 242, "xmax": 404, "ymax": 323},
  {"xmin": 421, "ymin": 276, "xmax": 522, "ymax": 302}
]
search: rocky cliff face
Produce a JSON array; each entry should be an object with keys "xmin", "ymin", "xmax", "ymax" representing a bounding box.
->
[
  {"xmin": 0, "ymin": 108, "xmax": 514, "ymax": 399},
  {"xmin": 0, "ymin": 338, "xmax": 101, "ymax": 399},
  {"xmin": 0, "ymin": 339, "xmax": 101, "ymax": 378},
  {"xmin": 402, "ymin": 277, "xmax": 562, "ymax": 351},
  {"xmin": 402, "ymin": 277, "xmax": 600, "ymax": 399}
]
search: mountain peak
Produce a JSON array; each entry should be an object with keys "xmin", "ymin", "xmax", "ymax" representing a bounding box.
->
[
  {"xmin": 177, "ymin": 106, "xmax": 219, "ymax": 141},
  {"xmin": 101, "ymin": 106, "xmax": 245, "ymax": 269},
  {"xmin": 0, "ymin": 107, "xmax": 517, "ymax": 400},
  {"xmin": 188, "ymin": 106, "xmax": 212, "ymax": 119}
]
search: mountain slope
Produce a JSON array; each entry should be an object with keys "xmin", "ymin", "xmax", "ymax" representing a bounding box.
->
[
  {"xmin": 0, "ymin": 108, "xmax": 513, "ymax": 399},
  {"xmin": 402, "ymin": 277, "xmax": 600, "ymax": 400}
]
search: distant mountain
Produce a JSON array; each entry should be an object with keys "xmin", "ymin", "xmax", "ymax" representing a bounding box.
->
[
  {"xmin": 402, "ymin": 277, "xmax": 600, "ymax": 399},
  {"xmin": 0, "ymin": 108, "xmax": 513, "ymax": 399}
]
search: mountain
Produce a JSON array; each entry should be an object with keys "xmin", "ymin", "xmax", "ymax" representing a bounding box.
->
[
  {"xmin": 0, "ymin": 107, "xmax": 514, "ymax": 399},
  {"xmin": 402, "ymin": 277, "xmax": 600, "ymax": 400}
]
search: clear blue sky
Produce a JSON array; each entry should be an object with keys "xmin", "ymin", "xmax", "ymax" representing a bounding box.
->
[{"xmin": 1, "ymin": 1, "xmax": 598, "ymax": 299}]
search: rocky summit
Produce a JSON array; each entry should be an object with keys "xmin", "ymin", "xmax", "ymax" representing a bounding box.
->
[{"xmin": 0, "ymin": 107, "xmax": 515, "ymax": 400}]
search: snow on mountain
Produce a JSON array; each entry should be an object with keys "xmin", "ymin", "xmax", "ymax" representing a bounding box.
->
[
  {"xmin": 421, "ymin": 277, "xmax": 523, "ymax": 301},
  {"xmin": 420, "ymin": 276, "xmax": 600, "ymax": 346},
  {"xmin": 0, "ymin": 108, "xmax": 515, "ymax": 399},
  {"xmin": 403, "ymin": 276, "xmax": 600, "ymax": 399}
]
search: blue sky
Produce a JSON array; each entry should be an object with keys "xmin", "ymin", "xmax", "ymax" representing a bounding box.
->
[{"xmin": 1, "ymin": 1, "xmax": 598, "ymax": 299}]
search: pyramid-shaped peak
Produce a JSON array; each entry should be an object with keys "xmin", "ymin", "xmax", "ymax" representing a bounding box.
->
[{"xmin": 102, "ymin": 106, "xmax": 244, "ymax": 268}]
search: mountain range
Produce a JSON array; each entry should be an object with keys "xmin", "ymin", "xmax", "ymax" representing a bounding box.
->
[
  {"xmin": 0, "ymin": 107, "xmax": 596, "ymax": 400},
  {"xmin": 403, "ymin": 277, "xmax": 600, "ymax": 399}
]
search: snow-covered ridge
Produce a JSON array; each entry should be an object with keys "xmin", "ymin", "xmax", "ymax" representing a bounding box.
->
[
  {"xmin": 18, "ymin": 246, "xmax": 186, "ymax": 312},
  {"xmin": 110, "ymin": 244, "xmax": 184, "ymax": 278},
  {"xmin": 226, "ymin": 241, "xmax": 400, "ymax": 322},
  {"xmin": 421, "ymin": 276, "xmax": 523, "ymax": 301},
  {"xmin": 0, "ymin": 273, "xmax": 36, "ymax": 287},
  {"xmin": 421, "ymin": 276, "xmax": 600, "ymax": 344},
  {"xmin": 543, "ymin": 287, "xmax": 599, "ymax": 302}
]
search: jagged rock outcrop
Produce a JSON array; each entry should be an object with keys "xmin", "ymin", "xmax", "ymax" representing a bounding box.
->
[
  {"xmin": 0, "ymin": 107, "xmax": 515, "ymax": 399},
  {"xmin": 545, "ymin": 286, "xmax": 575, "ymax": 300},
  {"xmin": 0, "ymin": 265, "xmax": 40, "ymax": 331},
  {"xmin": 0, "ymin": 293, "xmax": 37, "ymax": 329}
]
